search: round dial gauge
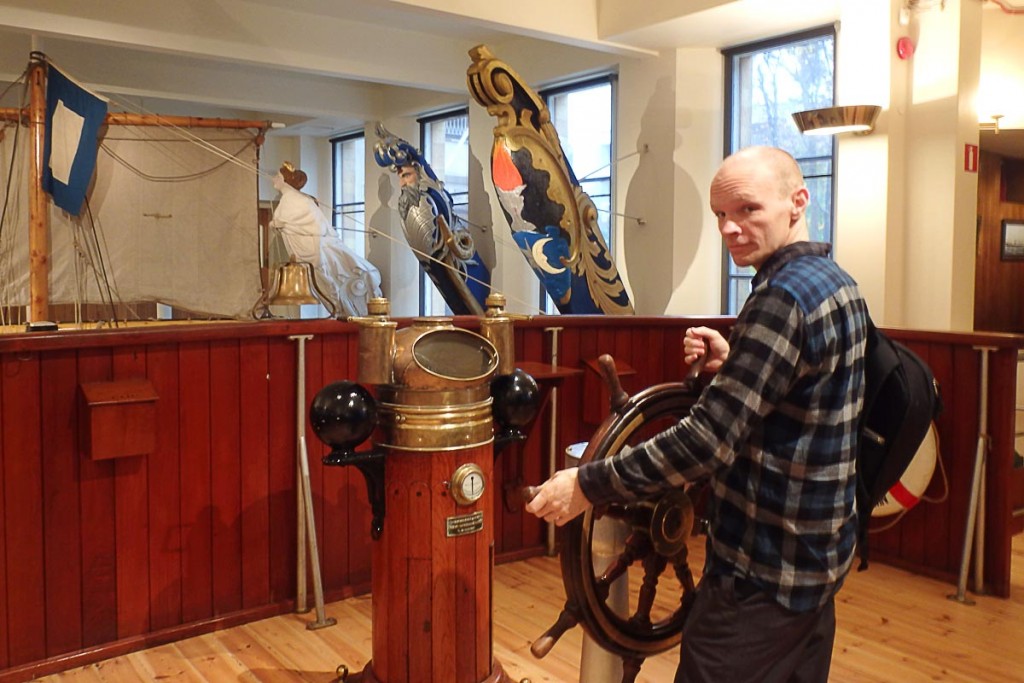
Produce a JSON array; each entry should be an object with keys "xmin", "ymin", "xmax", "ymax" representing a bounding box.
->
[{"xmin": 450, "ymin": 463, "xmax": 486, "ymax": 506}]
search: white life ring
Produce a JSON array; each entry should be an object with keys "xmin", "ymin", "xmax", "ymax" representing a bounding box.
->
[{"xmin": 871, "ymin": 421, "xmax": 939, "ymax": 517}]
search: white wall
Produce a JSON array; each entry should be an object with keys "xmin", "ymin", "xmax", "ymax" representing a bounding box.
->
[
  {"xmin": 979, "ymin": 6, "xmax": 1024, "ymax": 130},
  {"xmin": 833, "ymin": 0, "xmax": 982, "ymax": 330},
  {"xmin": 363, "ymin": 118, "xmax": 423, "ymax": 317},
  {"xmin": 614, "ymin": 47, "xmax": 724, "ymax": 316},
  {"xmin": 261, "ymin": 0, "xmax": 1006, "ymax": 331}
]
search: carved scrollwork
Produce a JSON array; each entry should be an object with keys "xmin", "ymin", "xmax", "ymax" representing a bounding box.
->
[{"xmin": 468, "ymin": 44, "xmax": 633, "ymax": 315}]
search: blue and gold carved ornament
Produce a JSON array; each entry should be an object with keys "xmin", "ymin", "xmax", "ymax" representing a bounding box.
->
[
  {"xmin": 373, "ymin": 122, "xmax": 491, "ymax": 315},
  {"xmin": 467, "ymin": 45, "xmax": 633, "ymax": 315}
]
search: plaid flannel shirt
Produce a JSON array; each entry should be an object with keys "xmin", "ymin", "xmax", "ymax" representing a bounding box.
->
[{"xmin": 578, "ymin": 242, "xmax": 868, "ymax": 612}]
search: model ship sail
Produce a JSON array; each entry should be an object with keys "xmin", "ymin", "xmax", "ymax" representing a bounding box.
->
[
  {"xmin": 467, "ymin": 45, "xmax": 633, "ymax": 315},
  {"xmin": 2, "ymin": 52, "xmax": 265, "ymax": 322},
  {"xmin": 373, "ymin": 122, "xmax": 491, "ymax": 315}
]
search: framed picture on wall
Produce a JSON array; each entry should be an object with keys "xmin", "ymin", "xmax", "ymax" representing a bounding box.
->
[{"xmin": 1001, "ymin": 220, "xmax": 1024, "ymax": 261}]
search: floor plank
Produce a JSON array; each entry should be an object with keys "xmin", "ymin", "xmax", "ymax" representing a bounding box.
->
[{"xmin": 40, "ymin": 535, "xmax": 1023, "ymax": 682}]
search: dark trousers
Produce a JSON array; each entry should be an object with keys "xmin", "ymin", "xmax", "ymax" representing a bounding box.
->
[{"xmin": 675, "ymin": 575, "xmax": 836, "ymax": 683}]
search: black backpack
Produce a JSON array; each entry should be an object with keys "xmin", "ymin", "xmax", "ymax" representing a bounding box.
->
[{"xmin": 855, "ymin": 319, "xmax": 943, "ymax": 570}]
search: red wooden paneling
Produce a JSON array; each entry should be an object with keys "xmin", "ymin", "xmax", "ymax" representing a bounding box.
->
[
  {"xmin": 384, "ymin": 454, "xmax": 409, "ymax": 680},
  {"xmin": 891, "ymin": 340, "xmax": 930, "ymax": 568},
  {"xmin": 40, "ymin": 350, "xmax": 83, "ymax": 656},
  {"xmin": 266, "ymin": 338, "xmax": 296, "ymax": 603},
  {"xmin": 985, "ymin": 348, "xmax": 1018, "ymax": 595},
  {"xmin": 498, "ymin": 437, "xmax": 523, "ymax": 554},
  {"xmin": 430, "ymin": 452, "xmax": 457, "ymax": 683},
  {"xmin": 112, "ymin": 347, "xmax": 151, "ymax": 639},
  {"xmin": 77, "ymin": 349, "xmax": 118, "ymax": 648},
  {"xmin": 209, "ymin": 340, "xmax": 242, "ymax": 616},
  {"xmin": 519, "ymin": 328, "xmax": 546, "ymax": 552},
  {"xmin": 179, "ymin": 343, "xmax": 213, "ymax": 623},
  {"xmin": 238, "ymin": 338, "xmax": 271, "ymax": 609},
  {"xmin": 0, "ymin": 351, "xmax": 7, "ymax": 670},
  {"xmin": 946, "ymin": 345, "xmax": 984, "ymax": 576},
  {"xmin": 346, "ymin": 335, "xmax": 372, "ymax": 588},
  {"xmin": 371, "ymin": 525, "xmax": 389, "ymax": 682},
  {"xmin": 1, "ymin": 353, "xmax": 45, "ymax": 666},
  {"xmin": 558, "ymin": 326, "xmax": 586, "ymax": 454},
  {"xmin": 146, "ymin": 343, "xmax": 183, "ymax": 630},
  {"xmin": 630, "ymin": 326, "xmax": 653, "ymax": 388},
  {"xmin": 920, "ymin": 343, "xmax": 956, "ymax": 573},
  {"xmin": 407, "ymin": 474, "xmax": 431, "ymax": 683},
  {"xmin": 320, "ymin": 334, "xmax": 352, "ymax": 592},
  {"xmin": 114, "ymin": 455, "xmax": 151, "ymax": 638},
  {"xmin": 520, "ymin": 402, "xmax": 546, "ymax": 551},
  {"xmin": 475, "ymin": 456, "xmax": 494, "ymax": 678},
  {"xmin": 454, "ymin": 507, "xmax": 477, "ymax": 683},
  {"xmin": 1, "ymin": 318, "xmax": 1023, "ymax": 680}
]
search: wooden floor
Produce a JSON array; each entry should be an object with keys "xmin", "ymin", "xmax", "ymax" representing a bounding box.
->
[{"xmin": 39, "ymin": 535, "xmax": 1024, "ymax": 683}]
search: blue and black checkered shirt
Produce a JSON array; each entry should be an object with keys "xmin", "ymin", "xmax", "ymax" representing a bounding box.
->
[{"xmin": 579, "ymin": 241, "xmax": 868, "ymax": 612}]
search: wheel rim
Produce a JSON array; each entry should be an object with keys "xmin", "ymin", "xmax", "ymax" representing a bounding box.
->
[{"xmin": 559, "ymin": 381, "xmax": 701, "ymax": 658}]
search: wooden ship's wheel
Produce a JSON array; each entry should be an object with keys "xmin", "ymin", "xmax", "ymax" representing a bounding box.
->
[{"xmin": 526, "ymin": 354, "xmax": 706, "ymax": 683}]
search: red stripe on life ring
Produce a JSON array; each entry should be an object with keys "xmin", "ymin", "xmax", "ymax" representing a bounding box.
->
[{"xmin": 888, "ymin": 481, "xmax": 920, "ymax": 510}]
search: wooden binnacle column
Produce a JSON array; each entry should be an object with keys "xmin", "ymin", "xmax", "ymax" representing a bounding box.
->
[
  {"xmin": 363, "ymin": 441, "xmax": 504, "ymax": 683},
  {"xmin": 312, "ymin": 294, "xmax": 536, "ymax": 683}
]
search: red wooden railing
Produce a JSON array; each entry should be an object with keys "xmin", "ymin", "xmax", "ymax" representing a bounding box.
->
[{"xmin": 0, "ymin": 317, "xmax": 1020, "ymax": 681}]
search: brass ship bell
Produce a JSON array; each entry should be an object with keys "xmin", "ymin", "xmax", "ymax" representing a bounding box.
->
[{"xmin": 252, "ymin": 258, "xmax": 337, "ymax": 318}]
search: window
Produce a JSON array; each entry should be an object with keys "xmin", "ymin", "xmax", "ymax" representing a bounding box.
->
[
  {"xmin": 722, "ymin": 27, "xmax": 835, "ymax": 313},
  {"xmin": 331, "ymin": 132, "xmax": 366, "ymax": 257},
  {"xmin": 419, "ymin": 109, "xmax": 469, "ymax": 316},
  {"xmin": 537, "ymin": 76, "xmax": 615, "ymax": 314}
]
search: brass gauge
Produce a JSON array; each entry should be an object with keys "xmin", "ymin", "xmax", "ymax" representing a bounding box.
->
[{"xmin": 450, "ymin": 463, "xmax": 486, "ymax": 506}]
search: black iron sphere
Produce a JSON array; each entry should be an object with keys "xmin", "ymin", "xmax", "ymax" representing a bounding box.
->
[
  {"xmin": 491, "ymin": 368, "xmax": 540, "ymax": 429},
  {"xmin": 309, "ymin": 380, "xmax": 377, "ymax": 451}
]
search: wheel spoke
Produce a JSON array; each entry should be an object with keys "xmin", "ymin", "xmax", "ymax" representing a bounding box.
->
[
  {"xmin": 533, "ymin": 355, "xmax": 704, "ymax": 662},
  {"xmin": 630, "ymin": 552, "xmax": 668, "ymax": 628}
]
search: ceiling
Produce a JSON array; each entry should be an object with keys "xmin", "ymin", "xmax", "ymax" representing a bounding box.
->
[
  {"xmin": 0, "ymin": 0, "xmax": 843, "ymax": 137},
  {"xmin": 0, "ymin": 0, "xmax": 1019, "ymax": 153}
]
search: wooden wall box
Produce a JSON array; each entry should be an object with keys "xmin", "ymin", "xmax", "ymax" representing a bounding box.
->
[{"xmin": 79, "ymin": 379, "xmax": 159, "ymax": 460}]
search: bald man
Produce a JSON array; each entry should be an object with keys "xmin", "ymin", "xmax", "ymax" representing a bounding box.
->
[{"xmin": 527, "ymin": 146, "xmax": 868, "ymax": 682}]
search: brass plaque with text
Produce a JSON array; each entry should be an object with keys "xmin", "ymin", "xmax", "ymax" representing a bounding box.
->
[{"xmin": 446, "ymin": 510, "xmax": 484, "ymax": 537}]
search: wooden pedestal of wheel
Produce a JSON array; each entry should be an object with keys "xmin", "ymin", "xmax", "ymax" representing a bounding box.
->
[{"xmin": 341, "ymin": 443, "xmax": 510, "ymax": 683}]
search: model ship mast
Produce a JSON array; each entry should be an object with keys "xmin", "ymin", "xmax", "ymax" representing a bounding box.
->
[{"xmin": 0, "ymin": 51, "xmax": 274, "ymax": 323}]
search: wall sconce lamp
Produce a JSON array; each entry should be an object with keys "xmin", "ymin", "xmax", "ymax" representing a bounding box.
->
[
  {"xmin": 791, "ymin": 105, "xmax": 882, "ymax": 136},
  {"xmin": 979, "ymin": 114, "xmax": 1004, "ymax": 135}
]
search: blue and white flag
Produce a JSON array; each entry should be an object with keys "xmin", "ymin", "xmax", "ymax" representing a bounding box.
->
[{"xmin": 42, "ymin": 65, "xmax": 107, "ymax": 216}]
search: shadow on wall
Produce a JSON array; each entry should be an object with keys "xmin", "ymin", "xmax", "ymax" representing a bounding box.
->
[
  {"xmin": 467, "ymin": 150, "xmax": 497, "ymax": 275},
  {"xmin": 622, "ymin": 76, "xmax": 705, "ymax": 316},
  {"xmin": 366, "ymin": 173, "xmax": 395, "ymax": 300}
]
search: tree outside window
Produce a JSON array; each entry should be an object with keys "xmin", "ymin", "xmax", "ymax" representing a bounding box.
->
[
  {"xmin": 420, "ymin": 110, "xmax": 469, "ymax": 316},
  {"xmin": 723, "ymin": 27, "xmax": 835, "ymax": 313},
  {"xmin": 331, "ymin": 133, "xmax": 367, "ymax": 257},
  {"xmin": 539, "ymin": 77, "xmax": 614, "ymax": 314}
]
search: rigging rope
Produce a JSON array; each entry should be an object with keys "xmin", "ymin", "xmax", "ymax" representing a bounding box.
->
[{"xmin": 4, "ymin": 53, "xmax": 572, "ymax": 322}]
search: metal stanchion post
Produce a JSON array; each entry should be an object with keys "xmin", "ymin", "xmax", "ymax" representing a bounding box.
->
[
  {"xmin": 294, "ymin": 334, "xmax": 312, "ymax": 614},
  {"xmin": 566, "ymin": 442, "xmax": 626, "ymax": 683},
  {"xmin": 950, "ymin": 345, "xmax": 995, "ymax": 604},
  {"xmin": 289, "ymin": 334, "xmax": 336, "ymax": 629},
  {"xmin": 545, "ymin": 327, "xmax": 563, "ymax": 556}
]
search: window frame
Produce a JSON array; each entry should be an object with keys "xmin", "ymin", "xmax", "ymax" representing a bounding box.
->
[
  {"xmin": 330, "ymin": 130, "xmax": 367, "ymax": 257},
  {"xmin": 418, "ymin": 108, "xmax": 470, "ymax": 316},
  {"xmin": 720, "ymin": 25, "xmax": 837, "ymax": 314},
  {"xmin": 537, "ymin": 73, "xmax": 617, "ymax": 314}
]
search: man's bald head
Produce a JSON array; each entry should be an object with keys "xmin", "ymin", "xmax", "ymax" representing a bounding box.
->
[
  {"xmin": 717, "ymin": 146, "xmax": 805, "ymax": 199},
  {"xmin": 709, "ymin": 145, "xmax": 811, "ymax": 270}
]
